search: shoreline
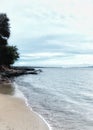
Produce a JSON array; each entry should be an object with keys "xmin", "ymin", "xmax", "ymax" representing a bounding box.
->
[
  {"xmin": 0, "ymin": 83, "xmax": 50, "ymax": 130},
  {"xmin": 14, "ymin": 82, "xmax": 51, "ymax": 130}
]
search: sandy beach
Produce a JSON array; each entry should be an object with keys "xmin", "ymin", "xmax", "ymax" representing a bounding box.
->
[{"xmin": 0, "ymin": 84, "xmax": 49, "ymax": 130}]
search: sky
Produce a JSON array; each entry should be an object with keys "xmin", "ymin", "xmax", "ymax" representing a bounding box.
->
[{"xmin": 0, "ymin": 0, "xmax": 93, "ymax": 67}]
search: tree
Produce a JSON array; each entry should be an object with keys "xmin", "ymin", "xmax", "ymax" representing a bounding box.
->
[
  {"xmin": 0, "ymin": 13, "xmax": 10, "ymax": 38},
  {"xmin": 0, "ymin": 13, "xmax": 19, "ymax": 66},
  {"xmin": 0, "ymin": 45, "xmax": 19, "ymax": 66}
]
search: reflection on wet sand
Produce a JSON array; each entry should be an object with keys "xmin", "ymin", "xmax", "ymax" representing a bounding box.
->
[{"xmin": 0, "ymin": 83, "xmax": 15, "ymax": 95}]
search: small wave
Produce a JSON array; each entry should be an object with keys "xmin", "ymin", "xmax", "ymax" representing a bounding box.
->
[{"xmin": 14, "ymin": 68, "xmax": 93, "ymax": 130}]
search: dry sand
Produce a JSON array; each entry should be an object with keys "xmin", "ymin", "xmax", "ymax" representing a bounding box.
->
[{"xmin": 0, "ymin": 93, "xmax": 50, "ymax": 130}]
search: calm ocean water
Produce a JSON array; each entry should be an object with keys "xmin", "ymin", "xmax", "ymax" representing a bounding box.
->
[{"xmin": 15, "ymin": 68, "xmax": 93, "ymax": 130}]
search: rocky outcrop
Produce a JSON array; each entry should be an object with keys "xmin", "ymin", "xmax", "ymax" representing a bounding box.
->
[{"xmin": 0, "ymin": 66, "xmax": 42, "ymax": 84}]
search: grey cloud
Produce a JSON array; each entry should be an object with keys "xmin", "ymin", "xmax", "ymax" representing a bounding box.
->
[{"xmin": 14, "ymin": 34, "xmax": 93, "ymax": 56}]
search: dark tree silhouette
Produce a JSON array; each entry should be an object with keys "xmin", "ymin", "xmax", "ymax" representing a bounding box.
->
[
  {"xmin": 0, "ymin": 13, "xmax": 10, "ymax": 38},
  {"xmin": 0, "ymin": 45, "xmax": 19, "ymax": 66},
  {"xmin": 0, "ymin": 13, "xmax": 19, "ymax": 66},
  {"xmin": 0, "ymin": 36, "xmax": 7, "ymax": 46}
]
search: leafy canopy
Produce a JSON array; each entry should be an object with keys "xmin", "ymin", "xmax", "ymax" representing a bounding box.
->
[{"xmin": 0, "ymin": 13, "xmax": 19, "ymax": 66}]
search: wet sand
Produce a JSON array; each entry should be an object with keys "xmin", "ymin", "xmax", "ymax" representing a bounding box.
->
[{"xmin": 0, "ymin": 84, "xmax": 49, "ymax": 130}]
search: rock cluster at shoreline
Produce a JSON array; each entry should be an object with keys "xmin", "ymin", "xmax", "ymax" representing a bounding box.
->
[{"xmin": 0, "ymin": 66, "xmax": 42, "ymax": 84}]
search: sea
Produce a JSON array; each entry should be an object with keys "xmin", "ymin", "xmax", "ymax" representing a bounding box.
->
[{"xmin": 14, "ymin": 67, "xmax": 93, "ymax": 130}]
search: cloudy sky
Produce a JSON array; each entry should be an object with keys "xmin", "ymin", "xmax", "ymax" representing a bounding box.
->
[{"xmin": 0, "ymin": 0, "xmax": 93, "ymax": 67}]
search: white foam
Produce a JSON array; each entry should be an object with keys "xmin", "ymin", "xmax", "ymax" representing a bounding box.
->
[{"xmin": 13, "ymin": 82, "xmax": 51, "ymax": 130}]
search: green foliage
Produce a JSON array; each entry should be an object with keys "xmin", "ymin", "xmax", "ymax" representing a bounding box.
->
[
  {"xmin": 0, "ymin": 45, "xmax": 19, "ymax": 66},
  {"xmin": 0, "ymin": 36, "xmax": 7, "ymax": 46},
  {"xmin": 0, "ymin": 13, "xmax": 10, "ymax": 39},
  {"xmin": 0, "ymin": 13, "xmax": 19, "ymax": 66}
]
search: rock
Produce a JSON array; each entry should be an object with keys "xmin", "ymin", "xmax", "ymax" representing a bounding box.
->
[{"xmin": 0, "ymin": 66, "xmax": 42, "ymax": 84}]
